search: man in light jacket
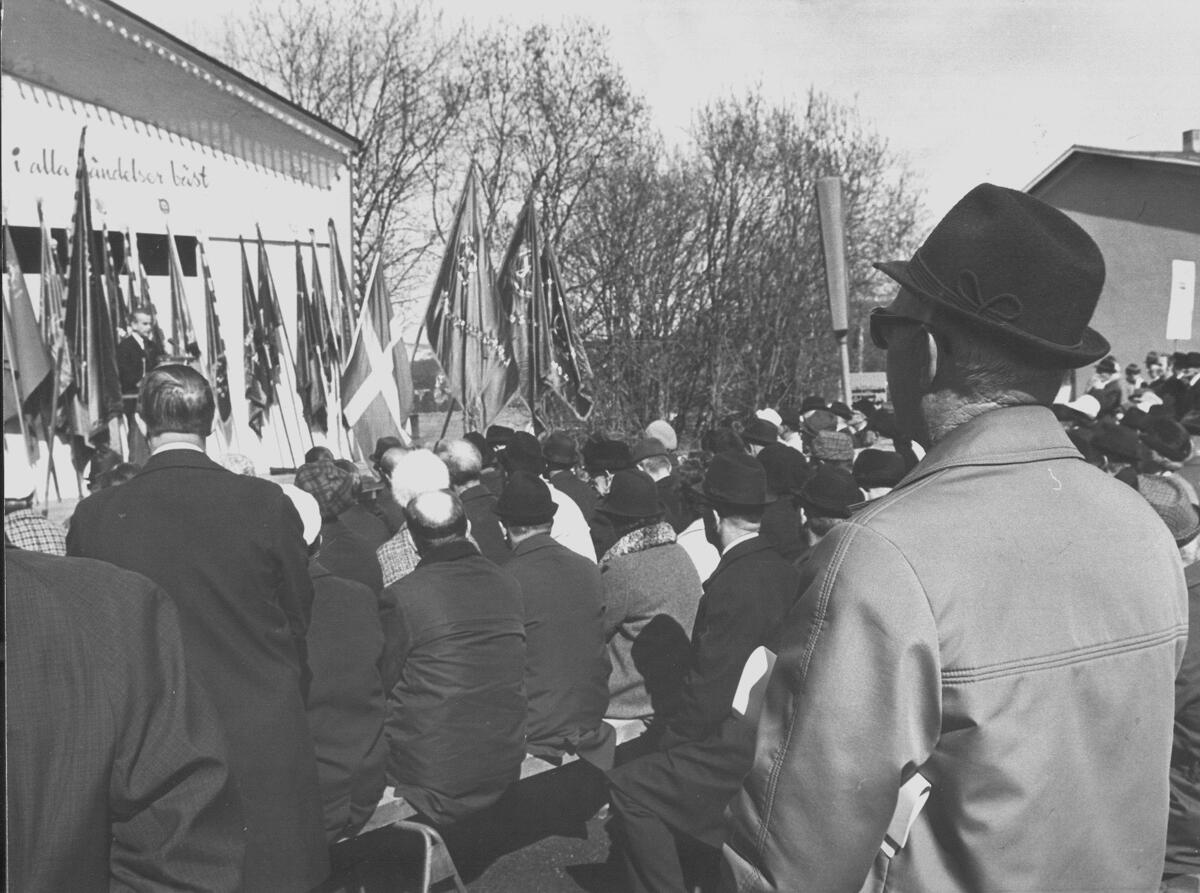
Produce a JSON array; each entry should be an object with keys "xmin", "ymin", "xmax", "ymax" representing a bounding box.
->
[{"xmin": 723, "ymin": 184, "xmax": 1188, "ymax": 892}]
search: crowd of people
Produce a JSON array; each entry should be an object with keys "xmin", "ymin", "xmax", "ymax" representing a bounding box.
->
[{"xmin": 5, "ymin": 182, "xmax": 1197, "ymax": 893}]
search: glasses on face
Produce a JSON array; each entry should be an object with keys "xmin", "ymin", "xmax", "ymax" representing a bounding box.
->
[{"xmin": 868, "ymin": 308, "xmax": 928, "ymax": 349}]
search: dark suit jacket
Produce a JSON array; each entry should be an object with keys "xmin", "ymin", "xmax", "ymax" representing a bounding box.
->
[
  {"xmin": 760, "ymin": 497, "xmax": 805, "ymax": 562},
  {"xmin": 384, "ymin": 540, "xmax": 526, "ymax": 825},
  {"xmin": 306, "ymin": 560, "xmax": 388, "ymax": 843},
  {"xmin": 116, "ymin": 334, "xmax": 162, "ymax": 410},
  {"xmin": 7, "ymin": 549, "xmax": 244, "ymax": 892},
  {"xmin": 505, "ymin": 534, "xmax": 612, "ymax": 764},
  {"xmin": 66, "ymin": 449, "xmax": 329, "ymax": 892},
  {"xmin": 340, "ymin": 501, "xmax": 391, "ymax": 551},
  {"xmin": 608, "ymin": 536, "xmax": 797, "ymax": 846},
  {"xmin": 550, "ymin": 469, "xmax": 598, "ymax": 521},
  {"xmin": 318, "ymin": 517, "xmax": 385, "ymax": 594},
  {"xmin": 459, "ymin": 482, "xmax": 511, "ymax": 565}
]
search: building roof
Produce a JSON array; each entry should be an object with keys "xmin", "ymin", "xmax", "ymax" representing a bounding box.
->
[
  {"xmin": 1026, "ymin": 143, "xmax": 1200, "ymax": 193},
  {"xmin": 1, "ymin": 0, "xmax": 361, "ymax": 189}
]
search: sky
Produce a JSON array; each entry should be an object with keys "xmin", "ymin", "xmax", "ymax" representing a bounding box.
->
[{"xmin": 119, "ymin": 0, "xmax": 1199, "ymax": 223}]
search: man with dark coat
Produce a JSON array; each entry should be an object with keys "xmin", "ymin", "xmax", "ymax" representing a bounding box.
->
[
  {"xmin": 335, "ymin": 458, "xmax": 392, "ymax": 550},
  {"xmin": 115, "ymin": 308, "xmax": 163, "ymax": 462},
  {"xmin": 368, "ymin": 437, "xmax": 409, "ymax": 534},
  {"xmin": 544, "ymin": 430, "xmax": 598, "ymax": 521},
  {"xmin": 7, "ymin": 548, "xmax": 244, "ymax": 893},
  {"xmin": 282, "ymin": 486, "xmax": 388, "ymax": 844},
  {"xmin": 67, "ymin": 364, "xmax": 329, "ymax": 892},
  {"xmin": 725, "ymin": 185, "xmax": 1187, "ymax": 892},
  {"xmin": 607, "ymin": 452, "xmax": 796, "ymax": 892},
  {"xmin": 296, "ymin": 457, "xmax": 385, "ymax": 595},
  {"xmin": 496, "ymin": 471, "xmax": 614, "ymax": 767},
  {"xmin": 634, "ymin": 436, "xmax": 687, "ymax": 533},
  {"xmin": 437, "ymin": 438, "xmax": 511, "ymax": 565},
  {"xmin": 383, "ymin": 489, "xmax": 527, "ymax": 826}
]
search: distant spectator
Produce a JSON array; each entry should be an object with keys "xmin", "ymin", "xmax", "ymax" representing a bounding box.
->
[
  {"xmin": 852, "ymin": 448, "xmax": 907, "ymax": 500},
  {"xmin": 1087, "ymin": 355, "xmax": 1128, "ymax": 416},
  {"xmin": 811, "ymin": 429, "xmax": 855, "ymax": 472},
  {"xmin": 295, "ymin": 458, "xmax": 384, "ymax": 595},
  {"xmin": 756, "ymin": 444, "xmax": 808, "ymax": 562},
  {"xmin": 543, "ymin": 430, "xmax": 598, "ymax": 522},
  {"xmin": 798, "ymin": 464, "xmax": 863, "ymax": 553},
  {"xmin": 645, "ymin": 419, "xmax": 679, "ymax": 452},
  {"xmin": 376, "ymin": 449, "xmax": 449, "ymax": 588},
  {"xmin": 503, "ymin": 432, "xmax": 595, "ymax": 561},
  {"xmin": 436, "ymin": 438, "xmax": 510, "ymax": 565},
  {"xmin": 384, "ymin": 490, "xmax": 526, "ymax": 826},
  {"xmin": 741, "ymin": 418, "xmax": 779, "ymax": 457},
  {"xmin": 674, "ymin": 453, "xmax": 720, "ymax": 582},
  {"xmin": 633, "ymin": 436, "xmax": 686, "ymax": 533},
  {"xmin": 305, "ymin": 445, "xmax": 336, "ymax": 464},
  {"xmin": 334, "ymin": 458, "xmax": 391, "ymax": 550}
]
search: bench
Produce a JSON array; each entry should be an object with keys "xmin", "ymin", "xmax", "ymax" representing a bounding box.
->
[{"xmin": 334, "ymin": 718, "xmax": 648, "ymax": 891}]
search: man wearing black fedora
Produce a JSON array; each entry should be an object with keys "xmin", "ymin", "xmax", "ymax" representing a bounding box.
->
[
  {"xmin": 494, "ymin": 472, "xmax": 613, "ymax": 767},
  {"xmin": 608, "ymin": 452, "xmax": 797, "ymax": 893},
  {"xmin": 724, "ymin": 184, "xmax": 1188, "ymax": 893}
]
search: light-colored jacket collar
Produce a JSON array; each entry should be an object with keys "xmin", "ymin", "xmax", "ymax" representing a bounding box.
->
[{"xmin": 895, "ymin": 405, "xmax": 1080, "ymax": 492}]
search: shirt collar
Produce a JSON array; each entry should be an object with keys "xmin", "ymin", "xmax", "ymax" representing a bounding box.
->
[
  {"xmin": 722, "ymin": 530, "xmax": 758, "ymax": 555},
  {"xmin": 150, "ymin": 441, "xmax": 206, "ymax": 457}
]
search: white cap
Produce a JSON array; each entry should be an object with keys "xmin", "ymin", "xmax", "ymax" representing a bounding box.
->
[
  {"xmin": 1065, "ymin": 394, "xmax": 1101, "ymax": 420},
  {"xmin": 756, "ymin": 408, "xmax": 783, "ymax": 428},
  {"xmin": 5, "ymin": 462, "xmax": 37, "ymax": 501},
  {"xmin": 279, "ymin": 484, "xmax": 321, "ymax": 546}
]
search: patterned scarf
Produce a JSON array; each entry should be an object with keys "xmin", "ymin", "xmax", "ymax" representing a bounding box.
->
[{"xmin": 600, "ymin": 521, "xmax": 676, "ymax": 565}]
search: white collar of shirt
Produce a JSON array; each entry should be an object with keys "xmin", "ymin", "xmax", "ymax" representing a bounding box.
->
[
  {"xmin": 150, "ymin": 442, "xmax": 205, "ymax": 456},
  {"xmin": 722, "ymin": 530, "xmax": 757, "ymax": 555}
]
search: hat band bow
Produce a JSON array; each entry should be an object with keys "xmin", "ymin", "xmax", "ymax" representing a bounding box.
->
[{"xmin": 911, "ymin": 254, "xmax": 1023, "ymax": 324}]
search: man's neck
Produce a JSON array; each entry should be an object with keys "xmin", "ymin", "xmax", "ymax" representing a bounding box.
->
[{"xmin": 919, "ymin": 392, "xmax": 1041, "ymax": 446}]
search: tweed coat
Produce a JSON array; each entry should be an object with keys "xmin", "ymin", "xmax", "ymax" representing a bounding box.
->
[
  {"xmin": 608, "ymin": 536, "xmax": 797, "ymax": 846},
  {"xmin": 66, "ymin": 448, "xmax": 328, "ymax": 892},
  {"xmin": 7, "ymin": 549, "xmax": 244, "ymax": 892},
  {"xmin": 724, "ymin": 406, "xmax": 1188, "ymax": 893}
]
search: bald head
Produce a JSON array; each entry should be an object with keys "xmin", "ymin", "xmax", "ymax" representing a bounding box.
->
[
  {"xmin": 435, "ymin": 439, "xmax": 483, "ymax": 489},
  {"xmin": 407, "ymin": 489, "xmax": 468, "ymax": 551},
  {"xmin": 389, "ymin": 448, "xmax": 450, "ymax": 506}
]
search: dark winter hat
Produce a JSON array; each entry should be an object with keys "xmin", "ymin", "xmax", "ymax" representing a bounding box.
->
[
  {"xmin": 742, "ymin": 418, "xmax": 780, "ymax": 447},
  {"xmin": 542, "ymin": 431, "xmax": 579, "ymax": 467},
  {"xmin": 495, "ymin": 470, "xmax": 558, "ymax": 526},
  {"xmin": 1137, "ymin": 474, "xmax": 1200, "ymax": 545},
  {"xmin": 800, "ymin": 395, "xmax": 828, "ymax": 413},
  {"xmin": 501, "ymin": 431, "xmax": 546, "ymax": 475},
  {"xmin": 1091, "ymin": 424, "xmax": 1145, "ymax": 465},
  {"xmin": 812, "ymin": 430, "xmax": 855, "ymax": 462},
  {"xmin": 777, "ymin": 407, "xmax": 801, "ymax": 431},
  {"xmin": 852, "ymin": 448, "xmax": 906, "ymax": 490},
  {"xmin": 1119, "ymin": 407, "xmax": 1150, "ymax": 432},
  {"xmin": 597, "ymin": 469, "xmax": 663, "ymax": 520},
  {"xmin": 701, "ymin": 451, "xmax": 773, "ymax": 507},
  {"xmin": 1141, "ymin": 418, "xmax": 1193, "ymax": 463},
  {"xmin": 371, "ymin": 436, "xmax": 404, "ymax": 464},
  {"xmin": 799, "ymin": 465, "xmax": 863, "ymax": 520},
  {"xmin": 1095, "ymin": 355, "xmax": 1118, "ymax": 374},
  {"xmin": 486, "ymin": 425, "xmax": 515, "ymax": 449},
  {"xmin": 867, "ymin": 409, "xmax": 898, "ymax": 439},
  {"xmin": 1188, "ymin": 352, "xmax": 1200, "ymax": 369},
  {"xmin": 757, "ymin": 444, "xmax": 810, "ymax": 497},
  {"xmin": 295, "ymin": 458, "xmax": 356, "ymax": 520},
  {"xmin": 631, "ymin": 436, "xmax": 669, "ymax": 463},
  {"xmin": 583, "ymin": 439, "xmax": 634, "ymax": 475},
  {"xmin": 873, "ymin": 183, "xmax": 1109, "ymax": 367},
  {"xmin": 464, "ymin": 431, "xmax": 495, "ymax": 466},
  {"xmin": 829, "ymin": 401, "xmax": 853, "ymax": 421}
]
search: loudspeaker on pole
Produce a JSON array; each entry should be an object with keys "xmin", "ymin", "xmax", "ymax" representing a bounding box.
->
[{"xmin": 815, "ymin": 177, "xmax": 850, "ymax": 335}]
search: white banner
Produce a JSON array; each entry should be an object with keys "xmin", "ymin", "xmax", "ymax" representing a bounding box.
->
[{"xmin": 1165, "ymin": 259, "xmax": 1197, "ymax": 341}]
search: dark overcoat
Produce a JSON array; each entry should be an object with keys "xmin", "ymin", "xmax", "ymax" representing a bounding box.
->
[
  {"xmin": 66, "ymin": 448, "xmax": 328, "ymax": 892},
  {"xmin": 607, "ymin": 536, "xmax": 796, "ymax": 846},
  {"xmin": 505, "ymin": 533, "xmax": 612, "ymax": 763},
  {"xmin": 7, "ymin": 549, "xmax": 244, "ymax": 893},
  {"xmin": 459, "ymin": 482, "xmax": 512, "ymax": 565}
]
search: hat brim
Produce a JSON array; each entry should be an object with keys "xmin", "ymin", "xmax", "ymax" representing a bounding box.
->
[
  {"xmin": 699, "ymin": 485, "xmax": 775, "ymax": 508},
  {"xmin": 874, "ymin": 260, "xmax": 1110, "ymax": 368}
]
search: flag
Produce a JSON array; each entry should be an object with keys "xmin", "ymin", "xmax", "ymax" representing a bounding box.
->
[
  {"xmin": 3, "ymin": 223, "xmax": 54, "ymax": 424},
  {"xmin": 328, "ymin": 219, "xmax": 354, "ymax": 360},
  {"xmin": 340, "ymin": 254, "xmax": 412, "ymax": 454},
  {"xmin": 241, "ymin": 237, "xmax": 274, "ymax": 436},
  {"xmin": 425, "ymin": 166, "xmax": 516, "ymax": 429},
  {"xmin": 294, "ymin": 241, "xmax": 327, "ymax": 431},
  {"xmin": 38, "ymin": 201, "xmax": 65, "ymax": 351},
  {"xmin": 101, "ymin": 223, "xmax": 128, "ymax": 344},
  {"xmin": 255, "ymin": 226, "xmax": 283, "ymax": 368},
  {"xmin": 166, "ymin": 224, "xmax": 200, "ymax": 360},
  {"xmin": 498, "ymin": 192, "xmax": 593, "ymax": 423},
  {"xmin": 61, "ymin": 126, "xmax": 123, "ymax": 447},
  {"xmin": 199, "ymin": 241, "xmax": 233, "ymax": 441},
  {"xmin": 308, "ymin": 233, "xmax": 338, "ymax": 378}
]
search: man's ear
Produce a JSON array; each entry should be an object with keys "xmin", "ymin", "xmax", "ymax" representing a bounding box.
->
[{"xmin": 922, "ymin": 328, "xmax": 941, "ymax": 388}]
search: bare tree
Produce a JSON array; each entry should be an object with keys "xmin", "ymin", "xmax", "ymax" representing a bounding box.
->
[{"xmin": 223, "ymin": 0, "xmax": 468, "ymax": 303}]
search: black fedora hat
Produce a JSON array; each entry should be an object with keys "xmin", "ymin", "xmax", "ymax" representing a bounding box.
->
[
  {"xmin": 1141, "ymin": 418, "xmax": 1192, "ymax": 463},
  {"xmin": 597, "ymin": 469, "xmax": 662, "ymax": 520},
  {"xmin": 742, "ymin": 418, "xmax": 780, "ymax": 447},
  {"xmin": 371, "ymin": 436, "xmax": 404, "ymax": 464},
  {"xmin": 583, "ymin": 439, "xmax": 634, "ymax": 475},
  {"xmin": 501, "ymin": 431, "xmax": 546, "ymax": 475},
  {"xmin": 542, "ymin": 431, "xmax": 579, "ymax": 466},
  {"xmin": 1092, "ymin": 423, "xmax": 1145, "ymax": 464},
  {"xmin": 799, "ymin": 465, "xmax": 863, "ymax": 519},
  {"xmin": 757, "ymin": 444, "xmax": 809, "ymax": 497},
  {"xmin": 874, "ymin": 183, "xmax": 1109, "ymax": 368},
  {"xmin": 701, "ymin": 451, "xmax": 774, "ymax": 507},
  {"xmin": 852, "ymin": 448, "xmax": 906, "ymax": 490},
  {"xmin": 495, "ymin": 470, "xmax": 558, "ymax": 525}
]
